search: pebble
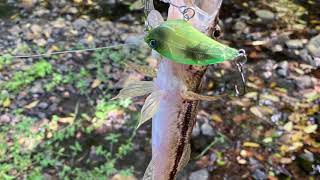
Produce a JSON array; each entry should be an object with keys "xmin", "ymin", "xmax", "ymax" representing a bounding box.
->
[
  {"xmin": 73, "ymin": 19, "xmax": 88, "ymax": 30},
  {"xmin": 30, "ymin": 82, "xmax": 44, "ymax": 94},
  {"xmin": 0, "ymin": 114, "xmax": 11, "ymax": 124},
  {"xmin": 307, "ymin": 34, "xmax": 320, "ymax": 57},
  {"xmin": 189, "ymin": 169, "xmax": 209, "ymax": 180},
  {"xmin": 294, "ymin": 75, "xmax": 314, "ymax": 89},
  {"xmin": 252, "ymin": 169, "xmax": 267, "ymax": 180},
  {"xmin": 285, "ymin": 39, "xmax": 304, "ymax": 49},
  {"xmin": 275, "ymin": 61, "xmax": 289, "ymax": 77},
  {"xmin": 255, "ymin": 9, "xmax": 275, "ymax": 21},
  {"xmin": 201, "ymin": 121, "xmax": 215, "ymax": 137},
  {"xmin": 192, "ymin": 122, "xmax": 200, "ymax": 137},
  {"xmin": 38, "ymin": 102, "xmax": 49, "ymax": 109}
]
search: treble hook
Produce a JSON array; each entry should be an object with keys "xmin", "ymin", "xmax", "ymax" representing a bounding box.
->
[
  {"xmin": 234, "ymin": 49, "xmax": 247, "ymax": 97},
  {"xmin": 178, "ymin": 6, "xmax": 195, "ymax": 21},
  {"xmin": 160, "ymin": 0, "xmax": 195, "ymax": 21}
]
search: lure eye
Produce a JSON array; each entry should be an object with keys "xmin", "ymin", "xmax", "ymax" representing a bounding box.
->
[{"xmin": 149, "ymin": 39, "xmax": 157, "ymax": 49}]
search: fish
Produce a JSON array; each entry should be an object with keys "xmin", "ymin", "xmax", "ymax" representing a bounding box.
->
[{"xmin": 144, "ymin": 19, "xmax": 240, "ymax": 66}]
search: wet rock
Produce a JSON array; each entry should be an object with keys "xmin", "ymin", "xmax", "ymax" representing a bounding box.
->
[
  {"xmin": 299, "ymin": 49, "xmax": 315, "ymax": 66},
  {"xmin": 252, "ymin": 169, "xmax": 267, "ymax": 180},
  {"xmin": 307, "ymin": 34, "xmax": 320, "ymax": 57},
  {"xmin": 192, "ymin": 122, "xmax": 200, "ymax": 137},
  {"xmin": 201, "ymin": 121, "xmax": 215, "ymax": 137},
  {"xmin": 255, "ymin": 9, "xmax": 275, "ymax": 21},
  {"xmin": 73, "ymin": 18, "xmax": 88, "ymax": 30},
  {"xmin": 294, "ymin": 75, "xmax": 313, "ymax": 89},
  {"xmin": 0, "ymin": 114, "xmax": 11, "ymax": 124},
  {"xmin": 275, "ymin": 61, "xmax": 289, "ymax": 77},
  {"xmin": 38, "ymin": 102, "xmax": 49, "ymax": 109},
  {"xmin": 189, "ymin": 169, "xmax": 209, "ymax": 180},
  {"xmin": 233, "ymin": 21, "xmax": 246, "ymax": 31},
  {"xmin": 48, "ymin": 103, "xmax": 58, "ymax": 113},
  {"xmin": 297, "ymin": 151, "xmax": 315, "ymax": 174},
  {"xmin": 285, "ymin": 39, "xmax": 304, "ymax": 49},
  {"xmin": 37, "ymin": 112, "xmax": 47, "ymax": 119},
  {"xmin": 30, "ymin": 82, "xmax": 44, "ymax": 94}
]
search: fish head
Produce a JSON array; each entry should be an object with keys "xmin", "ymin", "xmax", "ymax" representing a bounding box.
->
[{"xmin": 144, "ymin": 24, "xmax": 173, "ymax": 54}]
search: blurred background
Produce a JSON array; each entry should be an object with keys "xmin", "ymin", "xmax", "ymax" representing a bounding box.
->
[{"xmin": 0, "ymin": 0, "xmax": 319, "ymax": 179}]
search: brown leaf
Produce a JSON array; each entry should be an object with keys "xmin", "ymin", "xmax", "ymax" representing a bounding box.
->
[
  {"xmin": 91, "ymin": 79, "xmax": 102, "ymax": 89},
  {"xmin": 243, "ymin": 142, "xmax": 260, "ymax": 148},
  {"xmin": 25, "ymin": 100, "xmax": 39, "ymax": 109}
]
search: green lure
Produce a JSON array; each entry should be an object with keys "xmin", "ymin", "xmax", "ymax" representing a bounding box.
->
[{"xmin": 144, "ymin": 19, "xmax": 240, "ymax": 66}]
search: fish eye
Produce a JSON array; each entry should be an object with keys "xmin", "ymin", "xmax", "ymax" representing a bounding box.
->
[{"xmin": 149, "ymin": 39, "xmax": 157, "ymax": 49}]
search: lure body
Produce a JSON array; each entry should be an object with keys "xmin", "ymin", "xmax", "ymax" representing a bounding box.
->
[{"xmin": 144, "ymin": 19, "xmax": 239, "ymax": 66}]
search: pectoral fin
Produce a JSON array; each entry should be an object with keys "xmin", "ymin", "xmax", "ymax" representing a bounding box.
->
[
  {"xmin": 125, "ymin": 62, "xmax": 157, "ymax": 77},
  {"xmin": 112, "ymin": 81, "xmax": 154, "ymax": 100},
  {"xmin": 181, "ymin": 91, "xmax": 227, "ymax": 101},
  {"xmin": 138, "ymin": 90, "xmax": 163, "ymax": 128}
]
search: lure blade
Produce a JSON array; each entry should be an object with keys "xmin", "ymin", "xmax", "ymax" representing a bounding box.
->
[{"xmin": 144, "ymin": 19, "xmax": 239, "ymax": 66}]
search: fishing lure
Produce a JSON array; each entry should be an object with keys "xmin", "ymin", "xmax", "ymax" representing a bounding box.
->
[{"xmin": 145, "ymin": 19, "xmax": 241, "ymax": 66}]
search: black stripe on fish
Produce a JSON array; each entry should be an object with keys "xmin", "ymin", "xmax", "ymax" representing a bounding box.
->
[
  {"xmin": 184, "ymin": 44, "xmax": 215, "ymax": 61},
  {"xmin": 169, "ymin": 101, "xmax": 193, "ymax": 180}
]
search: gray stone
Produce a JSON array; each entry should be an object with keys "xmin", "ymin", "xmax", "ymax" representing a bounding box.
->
[
  {"xmin": 233, "ymin": 21, "xmax": 246, "ymax": 31},
  {"xmin": 285, "ymin": 39, "xmax": 304, "ymax": 49},
  {"xmin": 201, "ymin": 122, "xmax": 215, "ymax": 137},
  {"xmin": 38, "ymin": 102, "xmax": 49, "ymax": 109},
  {"xmin": 0, "ymin": 114, "xmax": 11, "ymax": 124},
  {"xmin": 252, "ymin": 169, "xmax": 267, "ymax": 180},
  {"xmin": 255, "ymin": 9, "xmax": 275, "ymax": 21},
  {"xmin": 73, "ymin": 19, "xmax": 88, "ymax": 30},
  {"xmin": 275, "ymin": 61, "xmax": 289, "ymax": 77},
  {"xmin": 307, "ymin": 34, "xmax": 320, "ymax": 57},
  {"xmin": 294, "ymin": 75, "xmax": 313, "ymax": 89},
  {"xmin": 189, "ymin": 169, "xmax": 209, "ymax": 180},
  {"xmin": 191, "ymin": 122, "xmax": 200, "ymax": 137},
  {"xmin": 30, "ymin": 83, "xmax": 44, "ymax": 94}
]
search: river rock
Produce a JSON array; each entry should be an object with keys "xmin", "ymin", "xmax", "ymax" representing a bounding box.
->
[
  {"xmin": 285, "ymin": 39, "xmax": 304, "ymax": 49},
  {"xmin": 201, "ymin": 121, "xmax": 215, "ymax": 137},
  {"xmin": 255, "ymin": 9, "xmax": 275, "ymax": 21},
  {"xmin": 0, "ymin": 114, "xmax": 11, "ymax": 124},
  {"xmin": 73, "ymin": 18, "xmax": 88, "ymax": 30},
  {"xmin": 189, "ymin": 169, "xmax": 209, "ymax": 180},
  {"xmin": 294, "ymin": 75, "xmax": 314, "ymax": 89},
  {"xmin": 192, "ymin": 122, "xmax": 200, "ymax": 137},
  {"xmin": 252, "ymin": 169, "xmax": 267, "ymax": 180},
  {"xmin": 307, "ymin": 34, "xmax": 320, "ymax": 57},
  {"xmin": 275, "ymin": 61, "xmax": 289, "ymax": 77}
]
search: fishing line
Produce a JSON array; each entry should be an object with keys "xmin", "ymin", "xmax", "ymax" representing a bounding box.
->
[{"xmin": 7, "ymin": 42, "xmax": 139, "ymax": 59}]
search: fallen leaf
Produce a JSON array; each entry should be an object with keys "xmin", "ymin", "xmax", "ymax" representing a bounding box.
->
[
  {"xmin": 2, "ymin": 98, "xmax": 11, "ymax": 107},
  {"xmin": 58, "ymin": 117, "xmax": 74, "ymax": 124},
  {"xmin": 232, "ymin": 114, "xmax": 250, "ymax": 123},
  {"xmin": 304, "ymin": 124, "xmax": 317, "ymax": 133},
  {"xmin": 250, "ymin": 106, "xmax": 266, "ymax": 119},
  {"xmin": 260, "ymin": 94, "xmax": 280, "ymax": 102},
  {"xmin": 91, "ymin": 79, "xmax": 101, "ymax": 89},
  {"xmin": 211, "ymin": 114, "xmax": 223, "ymax": 123},
  {"xmin": 111, "ymin": 174, "xmax": 137, "ymax": 180},
  {"xmin": 280, "ymin": 157, "xmax": 292, "ymax": 164},
  {"xmin": 283, "ymin": 121, "xmax": 293, "ymax": 132},
  {"xmin": 25, "ymin": 100, "xmax": 39, "ymax": 109},
  {"xmin": 263, "ymin": 137, "xmax": 273, "ymax": 143},
  {"xmin": 243, "ymin": 142, "xmax": 260, "ymax": 148},
  {"xmin": 245, "ymin": 92, "xmax": 258, "ymax": 99}
]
